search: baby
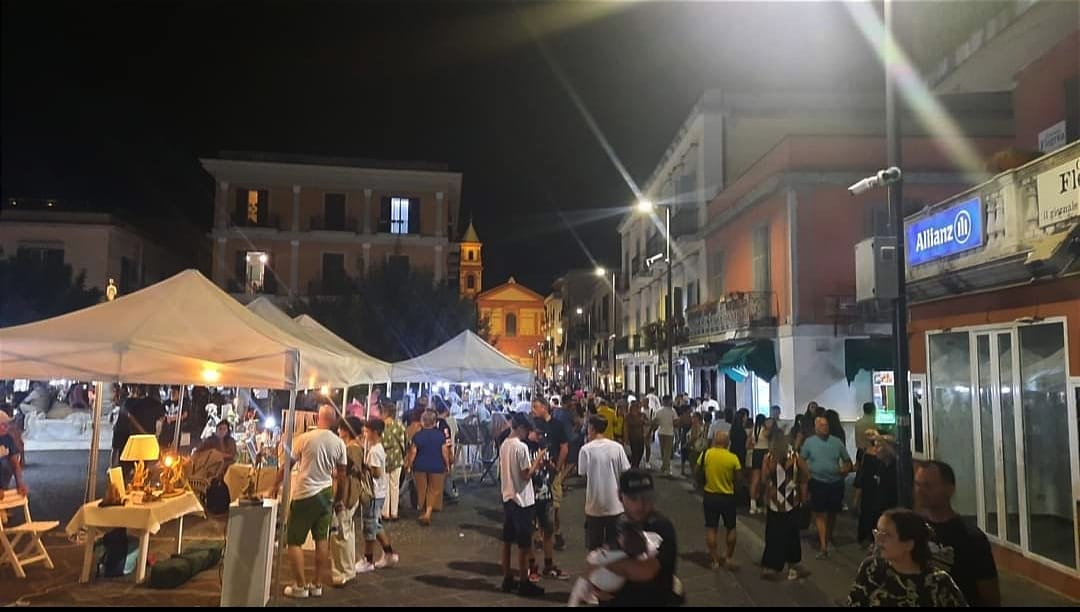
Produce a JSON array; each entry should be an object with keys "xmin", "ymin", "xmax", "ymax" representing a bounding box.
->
[{"xmin": 568, "ymin": 518, "xmax": 663, "ymax": 606}]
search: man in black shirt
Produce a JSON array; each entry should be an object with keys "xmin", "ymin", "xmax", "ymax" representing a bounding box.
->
[
  {"xmin": 532, "ymin": 398, "xmax": 570, "ymax": 551},
  {"xmin": 915, "ymin": 460, "xmax": 1000, "ymax": 606},
  {"xmin": 599, "ymin": 469, "xmax": 679, "ymax": 607}
]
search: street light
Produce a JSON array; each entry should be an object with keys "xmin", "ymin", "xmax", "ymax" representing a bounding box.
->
[
  {"xmin": 596, "ymin": 266, "xmax": 617, "ymax": 394},
  {"xmin": 636, "ymin": 198, "xmax": 674, "ymax": 396},
  {"xmin": 575, "ymin": 306, "xmax": 592, "ymax": 390}
]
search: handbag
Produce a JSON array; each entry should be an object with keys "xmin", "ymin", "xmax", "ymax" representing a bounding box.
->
[{"xmin": 694, "ymin": 449, "xmax": 709, "ymax": 489}]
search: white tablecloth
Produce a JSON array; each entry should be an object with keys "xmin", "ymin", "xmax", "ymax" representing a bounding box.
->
[{"xmin": 65, "ymin": 490, "xmax": 204, "ymax": 537}]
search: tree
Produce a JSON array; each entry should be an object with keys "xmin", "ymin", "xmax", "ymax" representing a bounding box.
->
[
  {"xmin": 292, "ymin": 261, "xmax": 491, "ymax": 363},
  {"xmin": 0, "ymin": 252, "xmax": 103, "ymax": 327}
]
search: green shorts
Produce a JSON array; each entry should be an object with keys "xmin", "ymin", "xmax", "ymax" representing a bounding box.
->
[{"xmin": 286, "ymin": 487, "xmax": 334, "ymax": 546}]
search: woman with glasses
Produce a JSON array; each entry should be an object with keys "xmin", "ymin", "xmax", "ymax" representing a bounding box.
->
[{"xmin": 847, "ymin": 508, "xmax": 967, "ymax": 607}]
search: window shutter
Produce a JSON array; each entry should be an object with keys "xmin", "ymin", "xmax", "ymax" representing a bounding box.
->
[
  {"xmin": 408, "ymin": 198, "xmax": 420, "ymax": 234},
  {"xmin": 257, "ymin": 189, "xmax": 269, "ymax": 225},
  {"xmin": 235, "ymin": 251, "xmax": 246, "ymax": 282},
  {"xmin": 234, "ymin": 189, "xmax": 246, "ymax": 224},
  {"xmin": 378, "ymin": 197, "xmax": 391, "ymax": 233}
]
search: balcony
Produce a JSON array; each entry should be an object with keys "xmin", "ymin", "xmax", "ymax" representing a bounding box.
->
[
  {"xmin": 686, "ymin": 291, "xmax": 776, "ymax": 341},
  {"xmin": 231, "ymin": 212, "xmax": 282, "ymax": 230},
  {"xmin": 905, "ymin": 142, "xmax": 1079, "ymax": 302},
  {"xmin": 309, "ymin": 216, "xmax": 358, "ymax": 233},
  {"xmin": 226, "ymin": 274, "xmax": 279, "ymax": 300},
  {"xmin": 307, "ymin": 277, "xmax": 355, "ymax": 297}
]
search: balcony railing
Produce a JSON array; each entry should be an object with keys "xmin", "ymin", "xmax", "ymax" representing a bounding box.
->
[
  {"xmin": 308, "ymin": 277, "xmax": 355, "ymax": 296},
  {"xmin": 231, "ymin": 212, "xmax": 282, "ymax": 230},
  {"xmin": 686, "ymin": 291, "xmax": 776, "ymax": 340},
  {"xmin": 310, "ymin": 215, "xmax": 358, "ymax": 232}
]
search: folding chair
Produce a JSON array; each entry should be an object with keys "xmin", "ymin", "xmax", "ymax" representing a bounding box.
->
[{"xmin": 0, "ymin": 493, "xmax": 59, "ymax": 578}]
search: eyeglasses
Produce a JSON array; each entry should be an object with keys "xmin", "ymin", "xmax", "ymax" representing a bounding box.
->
[{"xmin": 872, "ymin": 528, "xmax": 892, "ymax": 539}]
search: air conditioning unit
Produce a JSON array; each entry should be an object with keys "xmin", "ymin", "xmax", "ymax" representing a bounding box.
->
[{"xmin": 856, "ymin": 236, "xmax": 898, "ymax": 302}]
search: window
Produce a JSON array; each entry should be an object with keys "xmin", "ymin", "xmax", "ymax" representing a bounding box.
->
[
  {"xmin": 17, "ymin": 244, "xmax": 64, "ymax": 269},
  {"xmin": 505, "ymin": 313, "xmax": 517, "ymax": 337},
  {"xmin": 687, "ymin": 279, "xmax": 699, "ymax": 308},
  {"xmin": 322, "ymin": 253, "xmax": 346, "ymax": 284},
  {"xmin": 466, "ymin": 274, "xmax": 476, "ymax": 289},
  {"xmin": 324, "ymin": 193, "xmax": 346, "ymax": 230},
  {"xmin": 234, "ymin": 188, "xmax": 269, "ymax": 226},
  {"xmin": 391, "ymin": 197, "xmax": 410, "ymax": 234},
  {"xmin": 710, "ymin": 251, "xmax": 725, "ymax": 298},
  {"xmin": 752, "ymin": 225, "xmax": 771, "ymax": 292},
  {"xmin": 467, "ymin": 250, "xmax": 475, "ymax": 261}
]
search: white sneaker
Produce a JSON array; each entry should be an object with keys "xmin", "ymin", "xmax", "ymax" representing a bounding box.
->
[
  {"xmin": 283, "ymin": 584, "xmax": 309, "ymax": 599},
  {"xmin": 307, "ymin": 584, "xmax": 324, "ymax": 598},
  {"xmin": 355, "ymin": 560, "xmax": 376, "ymax": 573},
  {"xmin": 374, "ymin": 553, "xmax": 399, "ymax": 568}
]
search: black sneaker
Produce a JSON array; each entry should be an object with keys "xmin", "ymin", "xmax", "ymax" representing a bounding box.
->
[
  {"xmin": 501, "ymin": 575, "xmax": 519, "ymax": 593},
  {"xmin": 554, "ymin": 534, "xmax": 566, "ymax": 551},
  {"xmin": 517, "ymin": 581, "xmax": 545, "ymax": 597}
]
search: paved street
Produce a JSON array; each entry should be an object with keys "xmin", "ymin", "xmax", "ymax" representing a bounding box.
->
[{"xmin": 5, "ymin": 448, "xmax": 1078, "ymax": 607}]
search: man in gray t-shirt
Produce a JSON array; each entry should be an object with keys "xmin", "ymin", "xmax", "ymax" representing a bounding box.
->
[{"xmin": 799, "ymin": 416, "xmax": 852, "ymax": 559}]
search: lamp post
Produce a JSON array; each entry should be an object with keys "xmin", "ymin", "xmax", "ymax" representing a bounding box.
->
[
  {"xmin": 575, "ymin": 307, "xmax": 591, "ymax": 389},
  {"xmin": 637, "ymin": 199, "xmax": 674, "ymax": 396},
  {"xmin": 596, "ymin": 267, "xmax": 616, "ymax": 394}
]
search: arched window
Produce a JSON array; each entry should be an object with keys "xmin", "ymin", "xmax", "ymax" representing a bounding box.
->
[
  {"xmin": 467, "ymin": 250, "xmax": 475, "ymax": 261},
  {"xmin": 505, "ymin": 313, "xmax": 517, "ymax": 337},
  {"xmin": 466, "ymin": 275, "xmax": 476, "ymax": 289}
]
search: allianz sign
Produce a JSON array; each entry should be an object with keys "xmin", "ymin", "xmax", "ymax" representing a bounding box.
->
[{"xmin": 905, "ymin": 196, "xmax": 984, "ymax": 267}]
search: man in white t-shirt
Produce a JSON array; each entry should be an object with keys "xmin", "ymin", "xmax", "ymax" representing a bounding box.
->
[
  {"xmin": 274, "ymin": 404, "xmax": 347, "ymax": 599},
  {"xmin": 357, "ymin": 419, "xmax": 399, "ymax": 573},
  {"xmin": 702, "ymin": 393, "xmax": 720, "ymax": 413},
  {"xmin": 499, "ymin": 414, "xmax": 547, "ymax": 597},
  {"xmin": 654, "ymin": 396, "xmax": 677, "ymax": 475},
  {"xmin": 578, "ymin": 414, "xmax": 631, "ymax": 551}
]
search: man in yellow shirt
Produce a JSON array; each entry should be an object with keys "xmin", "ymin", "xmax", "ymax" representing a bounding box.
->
[{"xmin": 699, "ymin": 431, "xmax": 741, "ymax": 571}]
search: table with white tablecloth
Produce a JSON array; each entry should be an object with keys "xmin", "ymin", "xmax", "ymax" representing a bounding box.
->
[{"xmin": 65, "ymin": 490, "xmax": 204, "ymax": 584}]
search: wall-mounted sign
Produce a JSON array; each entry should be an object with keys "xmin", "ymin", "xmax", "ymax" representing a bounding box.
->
[
  {"xmin": 1038, "ymin": 120, "xmax": 1067, "ymax": 153},
  {"xmin": 906, "ymin": 196, "xmax": 984, "ymax": 267},
  {"xmin": 1036, "ymin": 155, "xmax": 1080, "ymax": 228}
]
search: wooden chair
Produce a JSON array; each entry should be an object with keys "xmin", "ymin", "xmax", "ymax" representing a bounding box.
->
[{"xmin": 0, "ymin": 492, "xmax": 59, "ymax": 578}]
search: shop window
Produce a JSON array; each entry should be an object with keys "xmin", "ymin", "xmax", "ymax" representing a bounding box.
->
[
  {"xmin": 1018, "ymin": 322, "xmax": 1074, "ymax": 568},
  {"xmin": 928, "ymin": 332, "xmax": 977, "ymax": 522}
]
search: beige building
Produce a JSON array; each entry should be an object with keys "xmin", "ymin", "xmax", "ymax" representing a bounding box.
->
[
  {"xmin": 0, "ymin": 200, "xmax": 192, "ymax": 294},
  {"xmin": 200, "ymin": 152, "xmax": 464, "ymax": 301}
]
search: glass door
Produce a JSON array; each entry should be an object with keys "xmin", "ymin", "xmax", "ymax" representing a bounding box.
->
[{"xmin": 972, "ymin": 330, "xmax": 1022, "ymax": 547}]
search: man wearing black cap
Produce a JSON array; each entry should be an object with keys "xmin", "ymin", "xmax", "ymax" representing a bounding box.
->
[
  {"xmin": 594, "ymin": 468, "xmax": 680, "ymax": 607},
  {"xmin": 499, "ymin": 413, "xmax": 548, "ymax": 597}
]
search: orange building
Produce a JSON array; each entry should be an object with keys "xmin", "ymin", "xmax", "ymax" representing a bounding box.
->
[
  {"xmin": 476, "ymin": 278, "xmax": 546, "ymax": 370},
  {"xmin": 458, "ymin": 221, "xmax": 483, "ymax": 299}
]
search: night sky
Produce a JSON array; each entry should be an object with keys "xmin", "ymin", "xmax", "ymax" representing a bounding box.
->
[{"xmin": 1, "ymin": 1, "xmax": 1004, "ymax": 293}]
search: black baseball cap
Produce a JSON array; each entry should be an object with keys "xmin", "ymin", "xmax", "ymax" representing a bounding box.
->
[{"xmin": 619, "ymin": 469, "xmax": 655, "ymax": 498}]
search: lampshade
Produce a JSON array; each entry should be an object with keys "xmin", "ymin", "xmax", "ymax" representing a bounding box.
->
[{"xmin": 121, "ymin": 434, "xmax": 160, "ymax": 462}]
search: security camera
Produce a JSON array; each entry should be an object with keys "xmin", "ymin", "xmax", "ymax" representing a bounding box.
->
[
  {"xmin": 849, "ymin": 166, "xmax": 902, "ymax": 196},
  {"xmin": 644, "ymin": 253, "xmax": 664, "ymax": 269}
]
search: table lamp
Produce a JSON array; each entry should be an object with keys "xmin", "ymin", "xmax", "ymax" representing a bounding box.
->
[{"xmin": 121, "ymin": 434, "xmax": 160, "ymax": 497}]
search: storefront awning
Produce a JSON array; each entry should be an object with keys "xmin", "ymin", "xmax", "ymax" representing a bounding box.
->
[
  {"xmin": 716, "ymin": 340, "xmax": 777, "ymax": 382},
  {"xmin": 845, "ymin": 338, "xmax": 895, "ymax": 384}
]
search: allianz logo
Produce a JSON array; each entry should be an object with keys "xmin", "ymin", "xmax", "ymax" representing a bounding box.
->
[{"xmin": 914, "ymin": 209, "xmax": 973, "ymax": 253}]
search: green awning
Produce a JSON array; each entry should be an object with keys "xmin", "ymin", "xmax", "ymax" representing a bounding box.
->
[
  {"xmin": 717, "ymin": 340, "xmax": 777, "ymax": 382},
  {"xmin": 845, "ymin": 338, "xmax": 895, "ymax": 384}
]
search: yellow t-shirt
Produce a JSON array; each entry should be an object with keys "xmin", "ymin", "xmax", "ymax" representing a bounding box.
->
[
  {"xmin": 597, "ymin": 406, "xmax": 622, "ymax": 438},
  {"xmin": 701, "ymin": 447, "xmax": 741, "ymax": 495}
]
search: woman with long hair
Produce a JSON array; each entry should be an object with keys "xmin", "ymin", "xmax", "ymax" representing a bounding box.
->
[
  {"xmin": 847, "ymin": 509, "xmax": 967, "ymax": 607},
  {"xmin": 825, "ymin": 409, "xmax": 846, "ymax": 445},
  {"xmin": 760, "ymin": 425, "xmax": 810, "ymax": 581},
  {"xmin": 749, "ymin": 414, "xmax": 775, "ymax": 515}
]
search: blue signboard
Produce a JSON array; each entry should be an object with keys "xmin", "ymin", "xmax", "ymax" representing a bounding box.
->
[{"xmin": 906, "ymin": 196, "xmax": 984, "ymax": 267}]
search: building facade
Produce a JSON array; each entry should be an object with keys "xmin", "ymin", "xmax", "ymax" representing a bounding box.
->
[
  {"xmin": 0, "ymin": 199, "xmax": 196, "ymax": 295},
  {"xmin": 905, "ymin": 9, "xmax": 1078, "ymax": 596},
  {"xmin": 476, "ymin": 278, "xmax": 546, "ymax": 370},
  {"xmin": 200, "ymin": 152, "xmax": 464, "ymax": 302}
]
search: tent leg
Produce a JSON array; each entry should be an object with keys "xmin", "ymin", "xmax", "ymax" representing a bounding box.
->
[
  {"xmin": 85, "ymin": 381, "xmax": 104, "ymax": 504},
  {"xmin": 271, "ymin": 387, "xmax": 298, "ymax": 602},
  {"xmin": 342, "ymin": 387, "xmax": 350, "ymax": 414},
  {"xmin": 171, "ymin": 386, "xmax": 186, "ymax": 451}
]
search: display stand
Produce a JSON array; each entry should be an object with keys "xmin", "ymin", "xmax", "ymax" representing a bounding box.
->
[{"xmin": 221, "ymin": 498, "xmax": 278, "ymax": 607}]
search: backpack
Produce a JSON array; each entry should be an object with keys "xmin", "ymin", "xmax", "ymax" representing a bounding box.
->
[
  {"xmin": 204, "ymin": 478, "xmax": 231, "ymax": 515},
  {"xmin": 347, "ymin": 447, "xmax": 375, "ymax": 507}
]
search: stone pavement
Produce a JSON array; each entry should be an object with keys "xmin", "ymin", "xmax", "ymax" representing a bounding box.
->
[{"xmin": 5, "ymin": 455, "xmax": 1079, "ymax": 607}]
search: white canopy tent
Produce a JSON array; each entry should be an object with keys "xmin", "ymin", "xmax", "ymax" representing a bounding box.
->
[
  {"xmin": 389, "ymin": 329, "xmax": 533, "ymax": 386},
  {"xmin": 248, "ymin": 297, "xmax": 392, "ymax": 384},
  {"xmin": 0, "ymin": 269, "xmax": 343, "ymax": 597}
]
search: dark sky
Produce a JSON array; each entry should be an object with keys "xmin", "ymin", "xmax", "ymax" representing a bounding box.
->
[{"xmin": 1, "ymin": 1, "xmax": 1000, "ymax": 293}]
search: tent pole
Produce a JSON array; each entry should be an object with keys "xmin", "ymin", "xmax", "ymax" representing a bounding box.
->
[
  {"xmin": 342, "ymin": 386, "xmax": 350, "ymax": 414},
  {"xmin": 171, "ymin": 386, "xmax": 186, "ymax": 451},
  {"xmin": 85, "ymin": 381, "xmax": 105, "ymax": 503},
  {"xmin": 271, "ymin": 352, "xmax": 301, "ymax": 604}
]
